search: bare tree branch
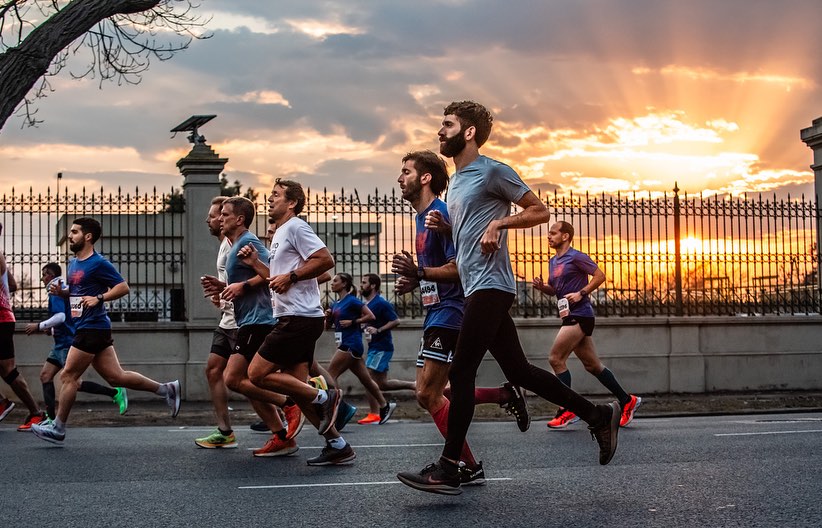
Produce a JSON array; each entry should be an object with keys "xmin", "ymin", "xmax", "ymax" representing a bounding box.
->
[{"xmin": 0, "ymin": 0, "xmax": 209, "ymax": 132}]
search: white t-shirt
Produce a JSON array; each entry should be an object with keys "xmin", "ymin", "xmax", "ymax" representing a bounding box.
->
[
  {"xmin": 269, "ymin": 217, "xmax": 326, "ymax": 318},
  {"xmin": 216, "ymin": 237, "xmax": 238, "ymax": 329}
]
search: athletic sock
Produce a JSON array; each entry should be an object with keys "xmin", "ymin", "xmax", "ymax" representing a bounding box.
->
[
  {"xmin": 155, "ymin": 384, "xmax": 169, "ymax": 397},
  {"xmin": 557, "ymin": 370, "xmax": 572, "ymax": 388},
  {"xmin": 474, "ymin": 387, "xmax": 503, "ymax": 405},
  {"xmin": 431, "ymin": 399, "xmax": 476, "ymax": 467},
  {"xmin": 328, "ymin": 436, "xmax": 346, "ymax": 449},
  {"xmin": 79, "ymin": 381, "xmax": 117, "ymax": 398},
  {"xmin": 218, "ymin": 427, "xmax": 233, "ymax": 436},
  {"xmin": 274, "ymin": 428, "xmax": 286, "ymax": 440},
  {"xmin": 595, "ymin": 368, "xmax": 630, "ymax": 405},
  {"xmin": 43, "ymin": 381, "xmax": 56, "ymax": 420},
  {"xmin": 312, "ymin": 389, "xmax": 328, "ymax": 404},
  {"xmin": 53, "ymin": 418, "xmax": 66, "ymax": 433}
]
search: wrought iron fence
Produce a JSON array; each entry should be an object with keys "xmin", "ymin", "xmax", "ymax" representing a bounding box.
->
[
  {"xmin": 1, "ymin": 186, "xmax": 184, "ymax": 321},
  {"xmin": 2, "ymin": 185, "xmax": 819, "ymax": 321},
  {"xmin": 279, "ymin": 187, "xmax": 821, "ymax": 318}
]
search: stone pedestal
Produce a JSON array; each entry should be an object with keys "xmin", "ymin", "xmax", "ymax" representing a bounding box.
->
[
  {"xmin": 800, "ymin": 117, "xmax": 822, "ymax": 288},
  {"xmin": 177, "ymin": 142, "xmax": 225, "ymax": 323}
]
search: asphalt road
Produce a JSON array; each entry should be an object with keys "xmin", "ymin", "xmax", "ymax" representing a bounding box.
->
[{"xmin": 3, "ymin": 413, "xmax": 821, "ymax": 528}]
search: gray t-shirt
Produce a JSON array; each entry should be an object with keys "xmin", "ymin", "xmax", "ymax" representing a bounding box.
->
[{"xmin": 446, "ymin": 155, "xmax": 530, "ymax": 296}]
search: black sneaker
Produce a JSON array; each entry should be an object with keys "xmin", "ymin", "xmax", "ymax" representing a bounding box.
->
[
  {"xmin": 397, "ymin": 458, "xmax": 462, "ymax": 495},
  {"xmin": 316, "ymin": 389, "xmax": 342, "ymax": 435},
  {"xmin": 379, "ymin": 401, "xmax": 397, "ymax": 424},
  {"xmin": 588, "ymin": 401, "xmax": 620, "ymax": 465},
  {"xmin": 460, "ymin": 461, "xmax": 486, "ymax": 486},
  {"xmin": 501, "ymin": 382, "xmax": 530, "ymax": 432},
  {"xmin": 249, "ymin": 421, "xmax": 269, "ymax": 434},
  {"xmin": 306, "ymin": 442, "xmax": 356, "ymax": 466}
]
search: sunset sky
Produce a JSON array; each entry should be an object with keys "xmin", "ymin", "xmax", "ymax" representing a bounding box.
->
[{"xmin": 1, "ymin": 0, "xmax": 820, "ymax": 200}]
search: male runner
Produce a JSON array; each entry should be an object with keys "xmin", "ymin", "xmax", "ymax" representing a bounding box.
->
[
  {"xmin": 204, "ymin": 197, "xmax": 300, "ymax": 457},
  {"xmin": 392, "ymin": 150, "xmax": 530, "ymax": 486},
  {"xmin": 397, "ymin": 101, "xmax": 621, "ymax": 495},
  {"xmin": 533, "ymin": 221, "xmax": 641, "ymax": 427},
  {"xmin": 358, "ymin": 273, "xmax": 414, "ymax": 424},
  {"xmin": 239, "ymin": 178, "xmax": 355, "ymax": 465},
  {"xmin": 31, "ymin": 217, "xmax": 181, "ymax": 445},
  {"xmin": 24, "ymin": 262, "xmax": 126, "ymax": 427}
]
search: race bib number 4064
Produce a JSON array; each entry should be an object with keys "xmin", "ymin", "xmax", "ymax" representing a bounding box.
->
[{"xmin": 70, "ymin": 296, "xmax": 84, "ymax": 318}]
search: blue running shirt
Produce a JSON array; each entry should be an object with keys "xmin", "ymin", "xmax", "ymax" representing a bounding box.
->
[
  {"xmin": 46, "ymin": 277, "xmax": 75, "ymax": 350},
  {"xmin": 366, "ymin": 295, "xmax": 398, "ymax": 352},
  {"xmin": 67, "ymin": 252, "xmax": 125, "ymax": 330},
  {"xmin": 331, "ymin": 294, "xmax": 365, "ymax": 353},
  {"xmin": 224, "ymin": 230, "xmax": 277, "ymax": 327},
  {"xmin": 416, "ymin": 198, "xmax": 463, "ymax": 330}
]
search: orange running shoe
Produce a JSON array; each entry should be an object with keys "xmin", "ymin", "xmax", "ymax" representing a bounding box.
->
[
  {"xmin": 620, "ymin": 395, "xmax": 642, "ymax": 427},
  {"xmin": 253, "ymin": 435, "xmax": 299, "ymax": 457},
  {"xmin": 547, "ymin": 409, "xmax": 580, "ymax": 429},
  {"xmin": 357, "ymin": 413, "xmax": 380, "ymax": 425},
  {"xmin": 283, "ymin": 404, "xmax": 305, "ymax": 440},
  {"xmin": 18, "ymin": 412, "xmax": 46, "ymax": 432}
]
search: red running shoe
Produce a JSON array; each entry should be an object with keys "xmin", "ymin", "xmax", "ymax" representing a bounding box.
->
[{"xmin": 620, "ymin": 395, "xmax": 642, "ymax": 427}]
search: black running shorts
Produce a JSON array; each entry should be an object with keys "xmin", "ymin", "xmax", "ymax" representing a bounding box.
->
[
  {"xmin": 257, "ymin": 316, "xmax": 324, "ymax": 367},
  {"xmin": 0, "ymin": 322, "xmax": 14, "ymax": 360},
  {"xmin": 415, "ymin": 326, "xmax": 459, "ymax": 368},
  {"xmin": 72, "ymin": 329, "xmax": 115, "ymax": 354},
  {"xmin": 234, "ymin": 324, "xmax": 276, "ymax": 363},
  {"xmin": 561, "ymin": 315, "xmax": 595, "ymax": 336}
]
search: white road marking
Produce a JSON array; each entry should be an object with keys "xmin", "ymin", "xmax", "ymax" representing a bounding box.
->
[
  {"xmin": 714, "ymin": 429, "xmax": 822, "ymax": 437},
  {"xmin": 240, "ymin": 478, "xmax": 512, "ymax": 490}
]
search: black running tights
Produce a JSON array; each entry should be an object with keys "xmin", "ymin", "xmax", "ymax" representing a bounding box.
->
[{"xmin": 443, "ymin": 289, "xmax": 601, "ymax": 461}]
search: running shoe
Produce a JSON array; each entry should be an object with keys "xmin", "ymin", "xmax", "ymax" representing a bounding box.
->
[
  {"xmin": 250, "ymin": 421, "xmax": 270, "ymax": 434},
  {"xmin": 460, "ymin": 461, "xmax": 486, "ymax": 486},
  {"xmin": 315, "ymin": 389, "xmax": 341, "ymax": 435},
  {"xmin": 500, "ymin": 382, "xmax": 530, "ymax": 432},
  {"xmin": 195, "ymin": 429, "xmax": 238, "ymax": 449},
  {"xmin": 335, "ymin": 400, "xmax": 357, "ymax": 431},
  {"xmin": 397, "ymin": 458, "xmax": 462, "ymax": 495},
  {"xmin": 547, "ymin": 408, "xmax": 580, "ymax": 429},
  {"xmin": 309, "ymin": 375, "xmax": 329, "ymax": 390},
  {"xmin": 306, "ymin": 442, "xmax": 356, "ymax": 466},
  {"xmin": 379, "ymin": 402, "xmax": 397, "ymax": 424},
  {"xmin": 112, "ymin": 387, "xmax": 128, "ymax": 415},
  {"xmin": 0, "ymin": 398, "xmax": 14, "ymax": 422},
  {"xmin": 589, "ymin": 402, "xmax": 620, "ymax": 465},
  {"xmin": 357, "ymin": 413, "xmax": 380, "ymax": 425},
  {"xmin": 620, "ymin": 395, "xmax": 642, "ymax": 427},
  {"xmin": 165, "ymin": 380, "xmax": 181, "ymax": 418},
  {"xmin": 283, "ymin": 403, "xmax": 305, "ymax": 440},
  {"xmin": 31, "ymin": 420, "xmax": 65, "ymax": 446},
  {"xmin": 17, "ymin": 412, "xmax": 46, "ymax": 432},
  {"xmin": 253, "ymin": 435, "xmax": 299, "ymax": 457}
]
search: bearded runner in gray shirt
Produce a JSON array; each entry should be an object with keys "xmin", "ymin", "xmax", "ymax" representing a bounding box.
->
[{"xmin": 397, "ymin": 100, "xmax": 621, "ymax": 496}]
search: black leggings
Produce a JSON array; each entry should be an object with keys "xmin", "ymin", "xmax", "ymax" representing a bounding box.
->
[{"xmin": 443, "ymin": 289, "xmax": 601, "ymax": 461}]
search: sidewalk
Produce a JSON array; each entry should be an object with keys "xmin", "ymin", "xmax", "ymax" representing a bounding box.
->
[{"xmin": 4, "ymin": 390, "xmax": 821, "ymax": 428}]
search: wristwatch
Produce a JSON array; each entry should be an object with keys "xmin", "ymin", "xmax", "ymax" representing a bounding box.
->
[
  {"xmin": 416, "ymin": 266, "xmax": 425, "ymax": 280},
  {"xmin": 289, "ymin": 271, "xmax": 299, "ymax": 284},
  {"xmin": 96, "ymin": 293, "xmax": 105, "ymax": 303}
]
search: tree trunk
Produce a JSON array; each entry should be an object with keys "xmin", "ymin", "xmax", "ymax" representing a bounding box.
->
[{"xmin": 0, "ymin": 0, "xmax": 161, "ymax": 132}]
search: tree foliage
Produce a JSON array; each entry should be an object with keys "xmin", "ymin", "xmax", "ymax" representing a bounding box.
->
[{"xmin": 0, "ymin": 0, "xmax": 209, "ymax": 131}]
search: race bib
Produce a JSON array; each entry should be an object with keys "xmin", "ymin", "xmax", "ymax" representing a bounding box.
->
[
  {"xmin": 334, "ymin": 332, "xmax": 342, "ymax": 347},
  {"xmin": 70, "ymin": 296, "xmax": 84, "ymax": 318},
  {"xmin": 420, "ymin": 280, "xmax": 440, "ymax": 307},
  {"xmin": 557, "ymin": 298, "xmax": 570, "ymax": 318}
]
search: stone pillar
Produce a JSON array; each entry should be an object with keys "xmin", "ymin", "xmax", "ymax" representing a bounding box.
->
[
  {"xmin": 177, "ymin": 142, "xmax": 226, "ymax": 323},
  {"xmin": 800, "ymin": 117, "xmax": 822, "ymax": 288}
]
